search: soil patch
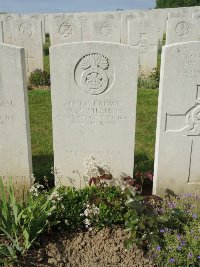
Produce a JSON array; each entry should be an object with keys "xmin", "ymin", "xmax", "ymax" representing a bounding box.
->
[{"xmin": 13, "ymin": 227, "xmax": 154, "ymax": 267}]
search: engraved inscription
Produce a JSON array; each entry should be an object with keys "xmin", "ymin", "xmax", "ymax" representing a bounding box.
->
[
  {"xmin": 19, "ymin": 23, "xmax": 33, "ymax": 38},
  {"xmin": 58, "ymin": 99, "xmax": 134, "ymax": 126},
  {"xmin": 165, "ymin": 85, "xmax": 200, "ymax": 183},
  {"xmin": 59, "ymin": 22, "xmax": 73, "ymax": 38},
  {"xmin": 100, "ymin": 23, "xmax": 111, "ymax": 37},
  {"xmin": 5, "ymin": 16, "xmax": 12, "ymax": 23},
  {"xmin": 175, "ymin": 21, "xmax": 190, "ymax": 37},
  {"xmin": 0, "ymin": 99, "xmax": 15, "ymax": 126},
  {"xmin": 66, "ymin": 149, "xmax": 121, "ymax": 156},
  {"xmin": 178, "ymin": 48, "xmax": 200, "ymax": 81},
  {"xmin": 137, "ymin": 40, "xmax": 149, "ymax": 53},
  {"xmin": 75, "ymin": 53, "xmax": 113, "ymax": 95}
]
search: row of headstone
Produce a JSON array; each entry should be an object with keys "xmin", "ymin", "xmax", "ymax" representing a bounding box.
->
[
  {"xmin": 1, "ymin": 40, "xmax": 200, "ymax": 198},
  {"xmin": 1, "ymin": 6, "xmax": 200, "ymax": 76}
]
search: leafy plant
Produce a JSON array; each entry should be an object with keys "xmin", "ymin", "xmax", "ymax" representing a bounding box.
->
[
  {"xmin": 0, "ymin": 177, "xmax": 54, "ymax": 264},
  {"xmin": 138, "ymin": 68, "xmax": 160, "ymax": 90},
  {"xmin": 124, "ymin": 190, "xmax": 200, "ymax": 267},
  {"xmin": 28, "ymin": 69, "xmax": 50, "ymax": 88}
]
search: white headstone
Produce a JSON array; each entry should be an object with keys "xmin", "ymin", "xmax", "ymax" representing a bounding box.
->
[
  {"xmin": 168, "ymin": 7, "xmax": 193, "ymax": 19},
  {"xmin": 87, "ymin": 12, "xmax": 121, "ymax": 43},
  {"xmin": 1, "ymin": 13, "xmax": 20, "ymax": 44},
  {"xmin": 11, "ymin": 18, "xmax": 44, "ymax": 76},
  {"xmin": 166, "ymin": 17, "xmax": 200, "ymax": 45},
  {"xmin": 50, "ymin": 42, "xmax": 138, "ymax": 187},
  {"xmin": 44, "ymin": 14, "xmax": 50, "ymax": 34},
  {"xmin": 128, "ymin": 18, "xmax": 158, "ymax": 74},
  {"xmin": 0, "ymin": 44, "xmax": 32, "ymax": 198},
  {"xmin": 154, "ymin": 42, "xmax": 200, "ymax": 196},
  {"xmin": 50, "ymin": 12, "xmax": 121, "ymax": 45},
  {"xmin": 0, "ymin": 21, "xmax": 3, "ymax": 43},
  {"xmin": 121, "ymin": 10, "xmax": 145, "ymax": 44},
  {"xmin": 146, "ymin": 9, "xmax": 168, "ymax": 41},
  {"xmin": 20, "ymin": 14, "xmax": 46, "ymax": 43},
  {"xmin": 49, "ymin": 13, "xmax": 82, "ymax": 45}
]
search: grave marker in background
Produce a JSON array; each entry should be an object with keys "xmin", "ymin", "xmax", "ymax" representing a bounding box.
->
[
  {"xmin": 11, "ymin": 18, "xmax": 43, "ymax": 76},
  {"xmin": 50, "ymin": 42, "xmax": 138, "ymax": 187},
  {"xmin": 166, "ymin": 17, "xmax": 200, "ymax": 44},
  {"xmin": 154, "ymin": 42, "xmax": 200, "ymax": 196},
  {"xmin": 0, "ymin": 44, "xmax": 32, "ymax": 198},
  {"xmin": 50, "ymin": 13, "xmax": 82, "ymax": 45},
  {"xmin": 128, "ymin": 18, "xmax": 158, "ymax": 74},
  {"xmin": 88, "ymin": 12, "xmax": 121, "ymax": 43},
  {"xmin": 1, "ymin": 13, "xmax": 20, "ymax": 44}
]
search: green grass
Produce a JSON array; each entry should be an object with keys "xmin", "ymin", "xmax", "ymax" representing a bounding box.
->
[
  {"xmin": 134, "ymin": 89, "xmax": 158, "ymax": 174},
  {"xmin": 28, "ymin": 88, "xmax": 158, "ymax": 183},
  {"xmin": 28, "ymin": 90, "xmax": 53, "ymax": 184},
  {"xmin": 43, "ymin": 55, "xmax": 50, "ymax": 73}
]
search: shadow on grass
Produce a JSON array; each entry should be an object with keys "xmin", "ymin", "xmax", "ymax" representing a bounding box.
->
[{"xmin": 32, "ymin": 155, "xmax": 54, "ymax": 188}]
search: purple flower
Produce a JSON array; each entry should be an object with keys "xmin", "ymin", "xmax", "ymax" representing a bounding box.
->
[
  {"xmin": 156, "ymin": 246, "xmax": 161, "ymax": 251},
  {"xmin": 177, "ymin": 234, "xmax": 182, "ymax": 241},
  {"xmin": 177, "ymin": 246, "xmax": 182, "ymax": 251},
  {"xmin": 188, "ymin": 252, "xmax": 193, "ymax": 259},
  {"xmin": 160, "ymin": 229, "xmax": 165, "ymax": 233},
  {"xmin": 192, "ymin": 214, "xmax": 198, "ymax": 219},
  {"xmin": 169, "ymin": 258, "xmax": 175, "ymax": 263},
  {"xmin": 168, "ymin": 202, "xmax": 176, "ymax": 208},
  {"xmin": 181, "ymin": 241, "xmax": 186, "ymax": 246},
  {"xmin": 197, "ymin": 256, "xmax": 200, "ymax": 260}
]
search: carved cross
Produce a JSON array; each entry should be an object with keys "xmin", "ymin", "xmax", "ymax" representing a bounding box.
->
[
  {"xmin": 25, "ymin": 49, "xmax": 35, "ymax": 73},
  {"xmin": 136, "ymin": 33, "xmax": 157, "ymax": 54},
  {"xmin": 165, "ymin": 85, "xmax": 200, "ymax": 183}
]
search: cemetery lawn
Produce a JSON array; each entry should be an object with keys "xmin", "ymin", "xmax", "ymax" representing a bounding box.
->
[
  {"xmin": 28, "ymin": 88, "xmax": 158, "ymax": 183},
  {"xmin": 28, "ymin": 90, "xmax": 54, "ymax": 184}
]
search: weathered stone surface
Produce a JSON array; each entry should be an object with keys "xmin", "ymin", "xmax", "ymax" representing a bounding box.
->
[
  {"xmin": 0, "ymin": 44, "xmax": 32, "ymax": 198},
  {"xmin": 0, "ymin": 21, "xmax": 3, "ymax": 43},
  {"xmin": 50, "ymin": 42, "xmax": 138, "ymax": 187},
  {"xmin": 11, "ymin": 18, "xmax": 43, "ymax": 76},
  {"xmin": 50, "ymin": 12, "xmax": 121, "ymax": 45},
  {"xmin": 146, "ymin": 9, "xmax": 168, "ymax": 41},
  {"xmin": 49, "ymin": 13, "xmax": 82, "ymax": 45},
  {"xmin": 166, "ymin": 17, "xmax": 200, "ymax": 45},
  {"xmin": 44, "ymin": 14, "xmax": 50, "ymax": 34},
  {"xmin": 88, "ymin": 12, "xmax": 121, "ymax": 43},
  {"xmin": 128, "ymin": 18, "xmax": 158, "ymax": 74},
  {"xmin": 19, "ymin": 14, "xmax": 46, "ymax": 43},
  {"xmin": 154, "ymin": 42, "xmax": 200, "ymax": 196},
  {"xmin": 121, "ymin": 10, "xmax": 145, "ymax": 44},
  {"xmin": 1, "ymin": 13, "xmax": 20, "ymax": 44}
]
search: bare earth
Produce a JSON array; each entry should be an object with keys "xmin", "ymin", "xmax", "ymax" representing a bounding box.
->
[{"xmin": 13, "ymin": 227, "xmax": 154, "ymax": 267}]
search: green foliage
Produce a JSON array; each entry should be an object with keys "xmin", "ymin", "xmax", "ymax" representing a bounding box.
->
[
  {"xmin": 48, "ymin": 184, "xmax": 127, "ymax": 231},
  {"xmin": 124, "ymin": 191, "xmax": 200, "ymax": 266},
  {"xmin": 138, "ymin": 68, "xmax": 160, "ymax": 90},
  {"xmin": 0, "ymin": 177, "xmax": 54, "ymax": 264},
  {"xmin": 156, "ymin": 0, "xmax": 200, "ymax": 8},
  {"xmin": 28, "ymin": 69, "xmax": 50, "ymax": 88}
]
